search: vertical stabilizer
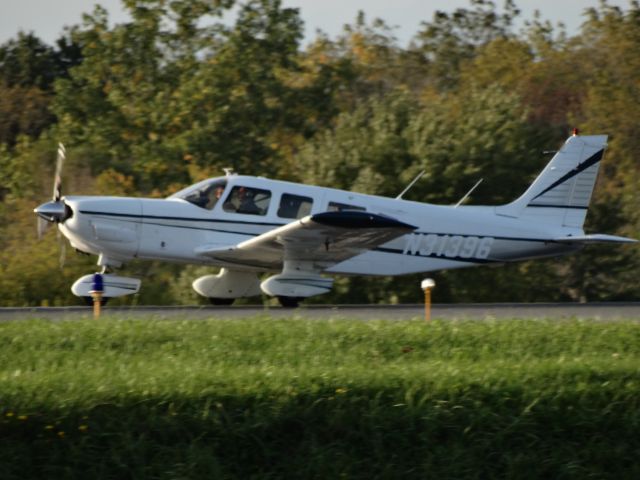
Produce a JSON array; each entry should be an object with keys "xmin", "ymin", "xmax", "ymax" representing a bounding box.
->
[{"xmin": 495, "ymin": 134, "xmax": 607, "ymax": 228}]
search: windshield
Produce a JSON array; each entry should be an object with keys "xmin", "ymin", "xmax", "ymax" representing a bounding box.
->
[{"xmin": 171, "ymin": 178, "xmax": 228, "ymax": 210}]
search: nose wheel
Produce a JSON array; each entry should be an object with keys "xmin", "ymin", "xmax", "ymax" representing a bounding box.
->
[
  {"xmin": 82, "ymin": 296, "xmax": 109, "ymax": 307},
  {"xmin": 277, "ymin": 296, "xmax": 300, "ymax": 308}
]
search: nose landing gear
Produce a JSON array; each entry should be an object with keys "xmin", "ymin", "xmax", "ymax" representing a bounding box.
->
[{"xmin": 277, "ymin": 296, "xmax": 300, "ymax": 308}]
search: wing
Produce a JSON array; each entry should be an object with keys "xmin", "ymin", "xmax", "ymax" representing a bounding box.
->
[{"xmin": 196, "ymin": 211, "xmax": 417, "ymax": 270}]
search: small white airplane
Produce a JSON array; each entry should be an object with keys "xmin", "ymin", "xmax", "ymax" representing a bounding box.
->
[{"xmin": 35, "ymin": 132, "xmax": 636, "ymax": 307}]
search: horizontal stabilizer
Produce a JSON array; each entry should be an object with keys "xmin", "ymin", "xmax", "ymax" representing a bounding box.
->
[{"xmin": 553, "ymin": 234, "xmax": 637, "ymax": 244}]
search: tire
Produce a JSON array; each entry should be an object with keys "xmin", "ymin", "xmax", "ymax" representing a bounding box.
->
[
  {"xmin": 209, "ymin": 298, "xmax": 235, "ymax": 306},
  {"xmin": 277, "ymin": 296, "xmax": 300, "ymax": 308}
]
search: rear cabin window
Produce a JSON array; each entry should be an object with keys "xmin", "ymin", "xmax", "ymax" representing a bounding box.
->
[
  {"xmin": 278, "ymin": 193, "xmax": 313, "ymax": 219},
  {"xmin": 222, "ymin": 186, "xmax": 271, "ymax": 216},
  {"xmin": 327, "ymin": 201, "xmax": 366, "ymax": 212}
]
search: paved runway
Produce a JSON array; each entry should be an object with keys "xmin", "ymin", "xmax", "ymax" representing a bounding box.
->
[{"xmin": 1, "ymin": 303, "xmax": 639, "ymax": 321}]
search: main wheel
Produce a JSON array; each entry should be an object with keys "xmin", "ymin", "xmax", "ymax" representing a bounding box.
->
[
  {"xmin": 209, "ymin": 297, "xmax": 235, "ymax": 306},
  {"xmin": 277, "ymin": 296, "xmax": 300, "ymax": 308}
]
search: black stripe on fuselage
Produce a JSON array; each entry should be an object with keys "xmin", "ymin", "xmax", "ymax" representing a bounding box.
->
[
  {"xmin": 80, "ymin": 210, "xmax": 283, "ymax": 237},
  {"xmin": 530, "ymin": 148, "xmax": 603, "ymax": 202},
  {"xmin": 410, "ymin": 231, "xmax": 561, "ymax": 244},
  {"xmin": 80, "ymin": 210, "xmax": 562, "ymax": 246},
  {"xmin": 79, "ymin": 210, "xmax": 286, "ymax": 227}
]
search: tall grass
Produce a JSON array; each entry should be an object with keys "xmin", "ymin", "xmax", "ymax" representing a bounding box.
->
[{"xmin": 1, "ymin": 317, "xmax": 638, "ymax": 479}]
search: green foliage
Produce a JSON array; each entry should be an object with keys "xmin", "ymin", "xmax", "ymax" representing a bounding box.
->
[
  {"xmin": 0, "ymin": 32, "xmax": 81, "ymax": 146},
  {"xmin": 413, "ymin": 0, "xmax": 521, "ymax": 90},
  {"xmin": 0, "ymin": 0, "xmax": 639, "ymax": 305},
  {"xmin": 1, "ymin": 318, "xmax": 638, "ymax": 478},
  {"xmin": 0, "ymin": 84, "xmax": 53, "ymax": 147},
  {"xmin": 0, "ymin": 198, "xmax": 96, "ymax": 306},
  {"xmin": 0, "ymin": 32, "xmax": 68, "ymax": 91},
  {"xmin": 296, "ymin": 90, "xmax": 416, "ymax": 197},
  {"xmin": 170, "ymin": 0, "xmax": 307, "ymax": 179},
  {"xmin": 297, "ymin": 82, "xmax": 543, "ymax": 204}
]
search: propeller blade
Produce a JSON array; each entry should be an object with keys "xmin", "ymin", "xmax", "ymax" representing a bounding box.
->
[
  {"xmin": 57, "ymin": 226, "xmax": 67, "ymax": 269},
  {"xmin": 53, "ymin": 143, "xmax": 66, "ymax": 201},
  {"xmin": 59, "ymin": 240, "xmax": 67, "ymax": 269},
  {"xmin": 37, "ymin": 216, "xmax": 50, "ymax": 239}
]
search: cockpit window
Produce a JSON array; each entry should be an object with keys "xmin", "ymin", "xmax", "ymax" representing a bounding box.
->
[
  {"xmin": 223, "ymin": 186, "xmax": 271, "ymax": 216},
  {"xmin": 175, "ymin": 179, "xmax": 227, "ymax": 210}
]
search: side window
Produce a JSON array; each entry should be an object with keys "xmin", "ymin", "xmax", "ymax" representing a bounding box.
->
[
  {"xmin": 223, "ymin": 186, "xmax": 271, "ymax": 216},
  {"xmin": 278, "ymin": 193, "xmax": 313, "ymax": 219},
  {"xmin": 328, "ymin": 201, "xmax": 366, "ymax": 212}
]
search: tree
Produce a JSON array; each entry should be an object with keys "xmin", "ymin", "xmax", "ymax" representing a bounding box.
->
[
  {"xmin": 412, "ymin": 0, "xmax": 520, "ymax": 90},
  {"xmin": 0, "ymin": 32, "xmax": 61, "ymax": 90},
  {"xmin": 553, "ymin": 1, "xmax": 640, "ymax": 301},
  {"xmin": 170, "ymin": 0, "xmax": 307, "ymax": 179},
  {"xmin": 0, "ymin": 32, "xmax": 81, "ymax": 146}
]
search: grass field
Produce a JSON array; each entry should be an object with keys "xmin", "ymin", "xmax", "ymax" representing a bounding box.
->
[{"xmin": 1, "ymin": 317, "xmax": 638, "ymax": 479}]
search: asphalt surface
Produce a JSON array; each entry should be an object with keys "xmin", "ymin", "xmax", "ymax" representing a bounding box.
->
[{"xmin": 1, "ymin": 303, "xmax": 639, "ymax": 321}]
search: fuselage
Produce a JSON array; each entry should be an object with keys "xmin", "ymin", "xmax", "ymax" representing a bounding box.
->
[{"xmin": 58, "ymin": 175, "xmax": 581, "ymax": 274}]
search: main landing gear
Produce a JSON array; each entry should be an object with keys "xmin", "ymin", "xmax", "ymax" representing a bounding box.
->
[
  {"xmin": 208, "ymin": 296, "xmax": 300, "ymax": 307},
  {"xmin": 208, "ymin": 297, "xmax": 235, "ymax": 306}
]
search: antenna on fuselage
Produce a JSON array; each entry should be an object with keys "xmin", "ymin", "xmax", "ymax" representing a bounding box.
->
[
  {"xmin": 395, "ymin": 170, "xmax": 425, "ymax": 200},
  {"xmin": 454, "ymin": 178, "xmax": 483, "ymax": 208}
]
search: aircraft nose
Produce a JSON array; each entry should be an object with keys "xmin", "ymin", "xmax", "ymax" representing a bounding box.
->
[{"xmin": 34, "ymin": 200, "xmax": 72, "ymax": 223}]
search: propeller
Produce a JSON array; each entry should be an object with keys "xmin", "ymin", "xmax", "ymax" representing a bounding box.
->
[
  {"xmin": 34, "ymin": 142, "xmax": 71, "ymax": 267},
  {"xmin": 37, "ymin": 215, "xmax": 49, "ymax": 239}
]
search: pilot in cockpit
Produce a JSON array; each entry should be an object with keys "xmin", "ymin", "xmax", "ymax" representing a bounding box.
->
[{"xmin": 202, "ymin": 184, "xmax": 224, "ymax": 210}]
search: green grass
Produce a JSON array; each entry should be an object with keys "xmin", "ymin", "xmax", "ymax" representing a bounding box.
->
[{"xmin": 1, "ymin": 317, "xmax": 639, "ymax": 479}]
